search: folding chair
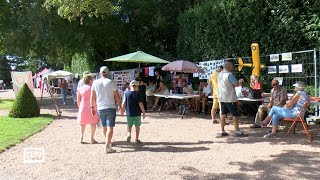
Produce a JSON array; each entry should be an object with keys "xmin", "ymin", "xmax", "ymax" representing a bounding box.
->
[{"xmin": 284, "ymin": 102, "xmax": 313, "ymax": 142}]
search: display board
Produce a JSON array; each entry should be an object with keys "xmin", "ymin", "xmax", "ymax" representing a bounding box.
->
[
  {"xmin": 197, "ymin": 60, "xmax": 225, "ymax": 80},
  {"xmin": 111, "ymin": 69, "xmax": 138, "ymax": 91}
]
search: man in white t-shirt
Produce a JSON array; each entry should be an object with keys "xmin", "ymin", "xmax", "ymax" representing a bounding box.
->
[
  {"xmin": 199, "ymin": 79, "xmax": 212, "ymax": 114},
  {"xmin": 90, "ymin": 66, "xmax": 122, "ymax": 154}
]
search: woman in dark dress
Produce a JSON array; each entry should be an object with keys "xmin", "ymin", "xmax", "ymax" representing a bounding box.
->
[
  {"xmin": 136, "ymin": 72, "xmax": 147, "ymax": 110},
  {"xmin": 154, "ymin": 70, "xmax": 163, "ymax": 90}
]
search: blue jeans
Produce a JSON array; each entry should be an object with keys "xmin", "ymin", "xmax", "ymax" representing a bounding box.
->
[
  {"xmin": 98, "ymin": 108, "xmax": 116, "ymax": 127},
  {"xmin": 61, "ymin": 89, "xmax": 67, "ymax": 104},
  {"xmin": 72, "ymin": 89, "xmax": 77, "ymax": 103},
  {"xmin": 269, "ymin": 106, "xmax": 296, "ymax": 125}
]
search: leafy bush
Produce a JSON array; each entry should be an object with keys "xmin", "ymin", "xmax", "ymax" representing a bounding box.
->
[
  {"xmin": 9, "ymin": 83, "xmax": 40, "ymax": 118},
  {"xmin": 304, "ymin": 85, "xmax": 319, "ymax": 115},
  {"xmin": 304, "ymin": 85, "xmax": 315, "ymax": 97}
]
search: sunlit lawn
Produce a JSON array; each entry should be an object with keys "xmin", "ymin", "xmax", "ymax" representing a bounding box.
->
[
  {"xmin": 0, "ymin": 99, "xmax": 14, "ymax": 110},
  {"xmin": 0, "ymin": 114, "xmax": 53, "ymax": 152}
]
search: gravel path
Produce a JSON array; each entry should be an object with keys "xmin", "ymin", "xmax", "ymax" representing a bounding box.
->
[{"xmin": 1, "ymin": 89, "xmax": 320, "ymax": 179}]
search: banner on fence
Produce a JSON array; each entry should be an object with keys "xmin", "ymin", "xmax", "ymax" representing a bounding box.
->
[
  {"xmin": 197, "ymin": 60, "xmax": 225, "ymax": 80},
  {"xmin": 10, "ymin": 71, "xmax": 34, "ymax": 96}
]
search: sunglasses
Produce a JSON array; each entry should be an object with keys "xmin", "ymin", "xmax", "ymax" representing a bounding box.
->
[{"xmin": 272, "ymin": 84, "xmax": 278, "ymax": 86}]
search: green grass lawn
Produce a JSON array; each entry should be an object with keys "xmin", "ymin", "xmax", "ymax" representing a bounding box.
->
[
  {"xmin": 0, "ymin": 99, "xmax": 14, "ymax": 110},
  {"xmin": 0, "ymin": 114, "xmax": 53, "ymax": 152}
]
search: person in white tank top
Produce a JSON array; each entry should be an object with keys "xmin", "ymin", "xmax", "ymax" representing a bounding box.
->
[{"xmin": 217, "ymin": 62, "xmax": 248, "ymax": 137}]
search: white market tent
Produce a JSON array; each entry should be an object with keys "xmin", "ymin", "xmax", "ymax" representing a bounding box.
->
[
  {"xmin": 47, "ymin": 70, "xmax": 74, "ymax": 80},
  {"xmin": 41, "ymin": 68, "xmax": 54, "ymax": 79}
]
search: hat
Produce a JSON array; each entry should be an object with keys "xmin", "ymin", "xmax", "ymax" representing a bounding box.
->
[
  {"xmin": 293, "ymin": 81, "xmax": 305, "ymax": 89},
  {"xmin": 100, "ymin": 66, "xmax": 109, "ymax": 74},
  {"xmin": 130, "ymin": 80, "xmax": 139, "ymax": 86}
]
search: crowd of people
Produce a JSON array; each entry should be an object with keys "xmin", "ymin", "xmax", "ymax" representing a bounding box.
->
[{"xmin": 71, "ymin": 61, "xmax": 310, "ymax": 154}]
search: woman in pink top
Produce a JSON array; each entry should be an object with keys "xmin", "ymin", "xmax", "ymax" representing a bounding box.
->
[{"xmin": 77, "ymin": 74, "xmax": 99, "ymax": 144}]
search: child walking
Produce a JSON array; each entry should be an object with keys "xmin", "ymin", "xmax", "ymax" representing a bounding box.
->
[{"xmin": 121, "ymin": 80, "xmax": 146, "ymax": 143}]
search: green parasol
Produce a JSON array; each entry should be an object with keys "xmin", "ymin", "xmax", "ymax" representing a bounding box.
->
[{"xmin": 104, "ymin": 51, "xmax": 169, "ymax": 67}]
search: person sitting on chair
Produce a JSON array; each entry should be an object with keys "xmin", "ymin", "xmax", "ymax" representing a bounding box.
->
[
  {"xmin": 251, "ymin": 79, "xmax": 288, "ymax": 128},
  {"xmin": 152, "ymin": 81, "xmax": 169, "ymax": 110},
  {"xmin": 235, "ymin": 79, "xmax": 252, "ymax": 116},
  {"xmin": 199, "ymin": 79, "xmax": 211, "ymax": 114},
  {"xmin": 259, "ymin": 81, "xmax": 309, "ymax": 138},
  {"xmin": 235, "ymin": 79, "xmax": 250, "ymax": 98}
]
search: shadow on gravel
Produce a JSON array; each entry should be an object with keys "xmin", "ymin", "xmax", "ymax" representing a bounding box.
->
[
  {"xmin": 54, "ymin": 115, "xmax": 77, "ymax": 120},
  {"xmin": 230, "ymin": 150, "xmax": 320, "ymax": 179},
  {"xmin": 115, "ymin": 121, "xmax": 149, "ymax": 125},
  {"xmin": 114, "ymin": 141, "xmax": 213, "ymax": 153},
  {"xmin": 214, "ymin": 124, "xmax": 320, "ymax": 147},
  {"xmin": 212, "ymin": 115, "xmax": 320, "ymax": 147},
  {"xmin": 171, "ymin": 166, "xmax": 249, "ymax": 179},
  {"xmin": 172, "ymin": 150, "xmax": 320, "ymax": 179}
]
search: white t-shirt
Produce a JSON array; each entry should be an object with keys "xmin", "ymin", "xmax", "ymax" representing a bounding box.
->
[
  {"xmin": 202, "ymin": 85, "xmax": 211, "ymax": 96},
  {"xmin": 92, "ymin": 77, "xmax": 118, "ymax": 110},
  {"xmin": 77, "ymin": 79, "xmax": 85, "ymax": 89},
  {"xmin": 183, "ymin": 85, "xmax": 193, "ymax": 94}
]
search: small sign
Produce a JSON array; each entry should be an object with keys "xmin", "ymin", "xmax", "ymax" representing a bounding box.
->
[
  {"xmin": 268, "ymin": 66, "xmax": 277, "ymax": 74},
  {"xmin": 279, "ymin": 65, "xmax": 289, "ymax": 73},
  {"xmin": 291, "ymin": 64, "xmax": 303, "ymax": 73},
  {"xmin": 24, "ymin": 148, "xmax": 44, "ymax": 163},
  {"xmin": 270, "ymin": 54, "xmax": 279, "ymax": 62},
  {"xmin": 281, "ymin": 52, "xmax": 292, "ymax": 61}
]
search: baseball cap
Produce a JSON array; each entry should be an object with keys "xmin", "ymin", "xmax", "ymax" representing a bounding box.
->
[
  {"xmin": 130, "ymin": 80, "xmax": 139, "ymax": 86},
  {"xmin": 293, "ymin": 81, "xmax": 305, "ymax": 88},
  {"xmin": 100, "ymin": 66, "xmax": 109, "ymax": 74}
]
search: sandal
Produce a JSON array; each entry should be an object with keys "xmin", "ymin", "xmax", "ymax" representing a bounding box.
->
[
  {"xmin": 259, "ymin": 121, "xmax": 267, "ymax": 128},
  {"xmin": 91, "ymin": 139, "xmax": 98, "ymax": 144},
  {"xmin": 235, "ymin": 132, "xmax": 248, "ymax": 137},
  {"xmin": 220, "ymin": 131, "xmax": 229, "ymax": 137},
  {"xmin": 250, "ymin": 123, "xmax": 261, "ymax": 128},
  {"xmin": 212, "ymin": 120, "xmax": 220, "ymax": 124}
]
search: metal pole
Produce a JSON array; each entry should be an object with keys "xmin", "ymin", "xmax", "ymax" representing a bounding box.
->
[
  {"xmin": 314, "ymin": 48, "xmax": 318, "ymax": 116},
  {"xmin": 314, "ymin": 48, "xmax": 317, "ymax": 97}
]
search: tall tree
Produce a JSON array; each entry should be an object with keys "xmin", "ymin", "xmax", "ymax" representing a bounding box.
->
[{"xmin": 0, "ymin": 56, "xmax": 11, "ymax": 84}]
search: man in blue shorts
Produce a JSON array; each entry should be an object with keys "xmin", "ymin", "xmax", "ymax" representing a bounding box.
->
[
  {"xmin": 90, "ymin": 66, "xmax": 122, "ymax": 154},
  {"xmin": 218, "ymin": 62, "xmax": 248, "ymax": 137}
]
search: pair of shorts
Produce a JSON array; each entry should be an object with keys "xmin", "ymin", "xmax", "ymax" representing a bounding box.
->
[
  {"xmin": 127, "ymin": 116, "xmax": 141, "ymax": 127},
  {"xmin": 212, "ymin": 97, "xmax": 219, "ymax": 109},
  {"xmin": 98, "ymin": 108, "xmax": 116, "ymax": 127},
  {"xmin": 220, "ymin": 102, "xmax": 239, "ymax": 116}
]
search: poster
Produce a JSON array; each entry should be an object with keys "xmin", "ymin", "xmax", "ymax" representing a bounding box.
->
[
  {"xmin": 10, "ymin": 71, "xmax": 34, "ymax": 96},
  {"xmin": 197, "ymin": 60, "xmax": 224, "ymax": 80},
  {"xmin": 270, "ymin": 54, "xmax": 279, "ymax": 62},
  {"xmin": 267, "ymin": 66, "xmax": 277, "ymax": 74},
  {"xmin": 112, "ymin": 68, "xmax": 139, "ymax": 91},
  {"xmin": 281, "ymin": 52, "xmax": 292, "ymax": 61},
  {"xmin": 291, "ymin": 64, "xmax": 303, "ymax": 73},
  {"xmin": 279, "ymin": 65, "xmax": 289, "ymax": 73}
]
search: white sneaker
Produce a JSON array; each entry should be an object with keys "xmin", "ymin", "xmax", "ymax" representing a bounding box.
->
[
  {"xmin": 105, "ymin": 147, "xmax": 116, "ymax": 154},
  {"xmin": 263, "ymin": 133, "xmax": 276, "ymax": 138}
]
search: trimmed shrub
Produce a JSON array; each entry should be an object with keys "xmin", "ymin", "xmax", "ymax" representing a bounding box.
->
[{"xmin": 9, "ymin": 83, "xmax": 40, "ymax": 118}]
